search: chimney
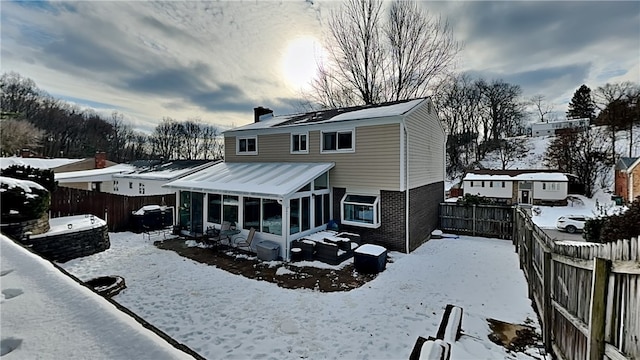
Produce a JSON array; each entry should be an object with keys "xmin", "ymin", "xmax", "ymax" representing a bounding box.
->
[
  {"xmin": 254, "ymin": 106, "xmax": 273, "ymax": 123},
  {"xmin": 95, "ymin": 151, "xmax": 106, "ymax": 169},
  {"xmin": 21, "ymin": 148, "xmax": 32, "ymax": 158}
]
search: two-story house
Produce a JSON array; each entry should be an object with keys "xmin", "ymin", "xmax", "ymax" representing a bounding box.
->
[
  {"xmin": 164, "ymin": 98, "xmax": 445, "ymax": 260},
  {"xmin": 615, "ymin": 157, "xmax": 640, "ymax": 203}
]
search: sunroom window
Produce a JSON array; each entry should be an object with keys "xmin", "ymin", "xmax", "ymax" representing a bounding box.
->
[{"xmin": 341, "ymin": 194, "xmax": 380, "ymax": 228}]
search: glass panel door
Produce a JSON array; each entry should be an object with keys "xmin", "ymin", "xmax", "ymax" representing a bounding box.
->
[{"xmin": 191, "ymin": 192, "xmax": 204, "ymax": 234}]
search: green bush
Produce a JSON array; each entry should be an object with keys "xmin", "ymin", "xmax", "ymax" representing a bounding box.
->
[
  {"xmin": 0, "ymin": 165, "xmax": 56, "ymax": 192},
  {"xmin": 457, "ymin": 193, "xmax": 494, "ymax": 205},
  {"xmin": 583, "ymin": 218, "xmax": 606, "ymax": 243},
  {"xmin": 600, "ymin": 197, "xmax": 640, "ymax": 242},
  {"xmin": 0, "ymin": 181, "xmax": 50, "ymax": 222}
]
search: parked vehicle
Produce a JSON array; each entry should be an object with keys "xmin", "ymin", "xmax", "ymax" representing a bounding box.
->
[{"xmin": 556, "ymin": 215, "xmax": 589, "ymax": 233}]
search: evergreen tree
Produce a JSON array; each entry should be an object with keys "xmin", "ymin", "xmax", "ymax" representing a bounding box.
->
[{"xmin": 567, "ymin": 84, "xmax": 596, "ymax": 120}]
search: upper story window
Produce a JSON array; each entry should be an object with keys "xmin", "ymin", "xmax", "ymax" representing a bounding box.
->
[
  {"xmin": 291, "ymin": 133, "xmax": 308, "ymax": 154},
  {"xmin": 321, "ymin": 130, "xmax": 354, "ymax": 153},
  {"xmin": 237, "ymin": 136, "xmax": 257, "ymax": 155}
]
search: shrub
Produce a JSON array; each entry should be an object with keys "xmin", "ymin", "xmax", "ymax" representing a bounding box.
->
[
  {"xmin": 583, "ymin": 218, "xmax": 606, "ymax": 243},
  {"xmin": 599, "ymin": 197, "xmax": 640, "ymax": 242},
  {"xmin": 0, "ymin": 179, "xmax": 50, "ymax": 222},
  {"xmin": 457, "ymin": 193, "xmax": 493, "ymax": 205},
  {"xmin": 0, "ymin": 165, "xmax": 56, "ymax": 192}
]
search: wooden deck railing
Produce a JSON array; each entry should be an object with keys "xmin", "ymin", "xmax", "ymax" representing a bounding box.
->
[{"xmin": 514, "ymin": 207, "xmax": 639, "ymax": 360}]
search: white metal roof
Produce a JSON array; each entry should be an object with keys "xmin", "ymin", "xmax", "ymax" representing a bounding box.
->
[
  {"xmin": 55, "ymin": 164, "xmax": 136, "ymax": 183},
  {"xmin": 463, "ymin": 172, "xmax": 568, "ymax": 182},
  {"xmin": 0, "ymin": 157, "xmax": 84, "ymax": 170},
  {"xmin": 164, "ymin": 162, "xmax": 335, "ymax": 199}
]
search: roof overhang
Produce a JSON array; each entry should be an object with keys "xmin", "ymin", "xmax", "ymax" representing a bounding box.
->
[
  {"xmin": 163, "ymin": 162, "xmax": 335, "ymax": 199},
  {"xmin": 55, "ymin": 164, "xmax": 136, "ymax": 183}
]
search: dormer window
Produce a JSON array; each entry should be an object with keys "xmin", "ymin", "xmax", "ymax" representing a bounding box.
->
[
  {"xmin": 237, "ymin": 136, "xmax": 257, "ymax": 155},
  {"xmin": 291, "ymin": 133, "xmax": 308, "ymax": 154}
]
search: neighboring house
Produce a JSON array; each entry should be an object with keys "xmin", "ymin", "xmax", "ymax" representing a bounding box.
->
[
  {"xmin": 55, "ymin": 164, "xmax": 137, "ymax": 192},
  {"xmin": 114, "ymin": 160, "xmax": 219, "ymax": 196},
  {"xmin": 463, "ymin": 169, "xmax": 569, "ymax": 205},
  {"xmin": 615, "ymin": 157, "xmax": 640, "ymax": 203},
  {"xmin": 530, "ymin": 118, "xmax": 590, "ymax": 137},
  {"xmin": 0, "ymin": 152, "xmax": 115, "ymax": 172},
  {"xmin": 164, "ymin": 98, "xmax": 445, "ymax": 260}
]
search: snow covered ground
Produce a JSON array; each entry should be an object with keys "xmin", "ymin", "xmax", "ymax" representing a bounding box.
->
[
  {"xmin": 49, "ymin": 231, "xmax": 543, "ymax": 359},
  {"xmin": 530, "ymin": 193, "xmax": 626, "ymax": 229}
]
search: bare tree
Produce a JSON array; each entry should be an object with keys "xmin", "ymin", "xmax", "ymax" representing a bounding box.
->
[
  {"xmin": 151, "ymin": 117, "xmax": 184, "ymax": 160},
  {"xmin": 495, "ymin": 137, "xmax": 529, "ymax": 170},
  {"xmin": 0, "ymin": 119, "xmax": 44, "ymax": 156},
  {"xmin": 181, "ymin": 119, "xmax": 203, "ymax": 160},
  {"xmin": 529, "ymin": 94, "xmax": 554, "ymax": 123},
  {"xmin": 199, "ymin": 124, "xmax": 223, "ymax": 160},
  {"xmin": 107, "ymin": 111, "xmax": 133, "ymax": 162},
  {"xmin": 310, "ymin": 0, "xmax": 461, "ymax": 108},
  {"xmin": 595, "ymin": 82, "xmax": 640, "ymax": 159}
]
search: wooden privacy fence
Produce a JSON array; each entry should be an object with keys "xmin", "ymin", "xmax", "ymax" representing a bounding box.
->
[
  {"xmin": 439, "ymin": 203, "xmax": 514, "ymax": 239},
  {"xmin": 50, "ymin": 187, "xmax": 176, "ymax": 232},
  {"xmin": 514, "ymin": 207, "xmax": 639, "ymax": 360}
]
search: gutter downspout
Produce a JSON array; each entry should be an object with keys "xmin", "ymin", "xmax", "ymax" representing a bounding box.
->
[{"xmin": 402, "ymin": 120, "xmax": 410, "ymax": 254}]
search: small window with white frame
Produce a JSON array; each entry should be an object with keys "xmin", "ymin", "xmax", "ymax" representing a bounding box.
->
[
  {"xmin": 139, "ymin": 183, "xmax": 145, "ymax": 194},
  {"xmin": 291, "ymin": 133, "xmax": 308, "ymax": 154},
  {"xmin": 321, "ymin": 130, "xmax": 354, "ymax": 153},
  {"xmin": 341, "ymin": 194, "xmax": 380, "ymax": 228},
  {"xmin": 237, "ymin": 136, "xmax": 257, "ymax": 155}
]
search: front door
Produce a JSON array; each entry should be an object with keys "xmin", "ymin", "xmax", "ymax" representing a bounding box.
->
[{"xmin": 521, "ymin": 190, "xmax": 530, "ymax": 204}]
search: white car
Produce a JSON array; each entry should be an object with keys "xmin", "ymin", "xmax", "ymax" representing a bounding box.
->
[{"xmin": 556, "ymin": 215, "xmax": 589, "ymax": 234}]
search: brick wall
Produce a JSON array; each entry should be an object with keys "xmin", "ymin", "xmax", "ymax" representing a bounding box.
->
[
  {"xmin": 632, "ymin": 166, "xmax": 640, "ymax": 202},
  {"xmin": 332, "ymin": 184, "xmax": 443, "ymax": 252},
  {"xmin": 332, "ymin": 187, "xmax": 407, "ymax": 252},
  {"xmin": 409, "ymin": 182, "xmax": 443, "ymax": 251},
  {"xmin": 614, "ymin": 170, "xmax": 629, "ymax": 200}
]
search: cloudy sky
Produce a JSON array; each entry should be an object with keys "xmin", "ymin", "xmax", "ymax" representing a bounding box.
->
[{"xmin": 2, "ymin": 1, "xmax": 638, "ymax": 133}]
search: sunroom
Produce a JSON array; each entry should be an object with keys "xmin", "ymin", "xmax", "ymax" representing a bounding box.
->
[{"xmin": 163, "ymin": 162, "xmax": 335, "ymax": 260}]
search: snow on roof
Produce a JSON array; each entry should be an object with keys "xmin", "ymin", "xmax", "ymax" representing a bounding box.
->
[
  {"xmin": 0, "ymin": 157, "xmax": 84, "ymax": 170},
  {"xmin": 0, "ymin": 176, "xmax": 46, "ymax": 192},
  {"xmin": 55, "ymin": 164, "xmax": 136, "ymax": 182},
  {"xmin": 227, "ymin": 98, "xmax": 426, "ymax": 133},
  {"xmin": 114, "ymin": 161, "xmax": 217, "ymax": 181},
  {"xmin": 463, "ymin": 172, "xmax": 568, "ymax": 182},
  {"xmin": 324, "ymin": 98, "xmax": 424, "ymax": 123},
  {"xmin": 164, "ymin": 162, "xmax": 334, "ymax": 199},
  {"xmin": 0, "ymin": 234, "xmax": 195, "ymax": 359}
]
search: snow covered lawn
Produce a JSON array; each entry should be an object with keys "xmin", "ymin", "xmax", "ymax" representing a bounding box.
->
[{"xmin": 58, "ymin": 232, "xmax": 541, "ymax": 359}]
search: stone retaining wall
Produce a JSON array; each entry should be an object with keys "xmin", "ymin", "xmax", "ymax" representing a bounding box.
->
[
  {"xmin": 21, "ymin": 225, "xmax": 110, "ymax": 263},
  {"xmin": 0, "ymin": 213, "xmax": 50, "ymax": 240}
]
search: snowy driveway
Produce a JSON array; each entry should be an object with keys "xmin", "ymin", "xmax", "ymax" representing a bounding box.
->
[{"xmin": 62, "ymin": 232, "xmax": 540, "ymax": 359}]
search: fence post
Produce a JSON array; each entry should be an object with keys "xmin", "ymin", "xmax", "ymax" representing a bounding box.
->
[
  {"xmin": 472, "ymin": 205, "xmax": 476, "ymax": 236},
  {"xmin": 587, "ymin": 257, "xmax": 610, "ymax": 360},
  {"xmin": 542, "ymin": 250, "xmax": 553, "ymax": 353}
]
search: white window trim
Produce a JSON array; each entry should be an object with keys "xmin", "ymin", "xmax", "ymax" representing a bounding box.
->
[
  {"xmin": 236, "ymin": 136, "xmax": 258, "ymax": 155},
  {"xmin": 320, "ymin": 129, "xmax": 355, "ymax": 154},
  {"xmin": 340, "ymin": 193, "xmax": 380, "ymax": 229},
  {"xmin": 290, "ymin": 132, "xmax": 309, "ymax": 154}
]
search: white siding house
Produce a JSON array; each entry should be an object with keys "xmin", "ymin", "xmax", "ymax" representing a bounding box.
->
[
  {"xmin": 530, "ymin": 118, "xmax": 590, "ymax": 137},
  {"xmin": 463, "ymin": 172, "xmax": 569, "ymax": 205}
]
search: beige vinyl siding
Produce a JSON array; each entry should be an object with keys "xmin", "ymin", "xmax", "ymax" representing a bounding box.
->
[
  {"xmin": 405, "ymin": 99, "xmax": 445, "ymax": 188},
  {"xmin": 225, "ymin": 123, "xmax": 401, "ymax": 190}
]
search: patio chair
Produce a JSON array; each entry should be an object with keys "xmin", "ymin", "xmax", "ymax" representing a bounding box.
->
[{"xmin": 234, "ymin": 227, "xmax": 256, "ymax": 251}]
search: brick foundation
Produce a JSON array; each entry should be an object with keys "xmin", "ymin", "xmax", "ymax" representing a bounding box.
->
[{"xmin": 332, "ymin": 182, "xmax": 443, "ymax": 253}]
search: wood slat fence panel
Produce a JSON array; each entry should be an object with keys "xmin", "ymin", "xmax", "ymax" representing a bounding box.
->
[
  {"xmin": 50, "ymin": 187, "xmax": 176, "ymax": 232},
  {"xmin": 439, "ymin": 203, "xmax": 514, "ymax": 239},
  {"xmin": 513, "ymin": 208, "xmax": 639, "ymax": 360}
]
